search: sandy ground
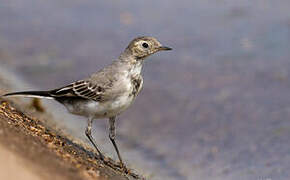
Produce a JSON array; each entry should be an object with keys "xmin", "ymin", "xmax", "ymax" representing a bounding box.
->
[
  {"xmin": 0, "ymin": 100, "xmax": 143, "ymax": 180},
  {"xmin": 0, "ymin": 144, "xmax": 41, "ymax": 180}
]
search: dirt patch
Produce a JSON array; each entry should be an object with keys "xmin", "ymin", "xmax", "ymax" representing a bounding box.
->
[{"xmin": 0, "ymin": 101, "xmax": 144, "ymax": 180}]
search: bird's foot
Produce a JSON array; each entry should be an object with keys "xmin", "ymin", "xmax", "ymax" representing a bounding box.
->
[
  {"xmin": 98, "ymin": 153, "xmax": 105, "ymax": 161},
  {"xmin": 119, "ymin": 162, "xmax": 129, "ymax": 173}
]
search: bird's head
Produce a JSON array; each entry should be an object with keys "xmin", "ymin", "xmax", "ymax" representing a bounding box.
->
[{"xmin": 125, "ymin": 36, "xmax": 172, "ymax": 60}]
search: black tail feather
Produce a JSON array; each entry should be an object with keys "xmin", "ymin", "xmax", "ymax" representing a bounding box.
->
[{"xmin": 3, "ymin": 91, "xmax": 53, "ymax": 99}]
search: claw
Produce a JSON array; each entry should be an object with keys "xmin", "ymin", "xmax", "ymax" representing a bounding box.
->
[
  {"xmin": 119, "ymin": 162, "xmax": 128, "ymax": 173},
  {"xmin": 99, "ymin": 154, "xmax": 105, "ymax": 161}
]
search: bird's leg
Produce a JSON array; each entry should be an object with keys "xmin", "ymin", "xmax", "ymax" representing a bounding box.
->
[
  {"xmin": 85, "ymin": 117, "xmax": 104, "ymax": 160},
  {"xmin": 109, "ymin": 116, "xmax": 126, "ymax": 170}
]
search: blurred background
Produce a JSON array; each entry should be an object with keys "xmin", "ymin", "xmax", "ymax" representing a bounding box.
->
[{"xmin": 1, "ymin": 0, "xmax": 290, "ymax": 179}]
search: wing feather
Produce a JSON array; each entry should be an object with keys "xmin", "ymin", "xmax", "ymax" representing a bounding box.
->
[{"xmin": 49, "ymin": 80, "xmax": 105, "ymax": 101}]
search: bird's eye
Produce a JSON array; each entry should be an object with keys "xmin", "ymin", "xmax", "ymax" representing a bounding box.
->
[{"xmin": 142, "ymin": 43, "xmax": 149, "ymax": 48}]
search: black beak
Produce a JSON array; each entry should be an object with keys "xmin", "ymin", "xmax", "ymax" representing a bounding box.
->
[{"xmin": 158, "ymin": 46, "xmax": 172, "ymax": 51}]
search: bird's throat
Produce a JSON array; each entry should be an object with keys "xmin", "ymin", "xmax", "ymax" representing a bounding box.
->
[{"xmin": 129, "ymin": 60, "xmax": 143, "ymax": 76}]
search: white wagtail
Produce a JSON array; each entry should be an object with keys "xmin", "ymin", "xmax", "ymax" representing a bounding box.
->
[{"xmin": 2, "ymin": 36, "xmax": 171, "ymax": 170}]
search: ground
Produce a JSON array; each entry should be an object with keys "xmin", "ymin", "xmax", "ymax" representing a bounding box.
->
[{"xmin": 0, "ymin": 100, "xmax": 143, "ymax": 180}]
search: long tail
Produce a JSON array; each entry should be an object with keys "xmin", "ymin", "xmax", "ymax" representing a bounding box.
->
[{"xmin": 2, "ymin": 91, "xmax": 54, "ymax": 99}]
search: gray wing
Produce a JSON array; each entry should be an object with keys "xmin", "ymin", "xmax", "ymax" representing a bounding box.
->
[
  {"xmin": 50, "ymin": 72, "xmax": 127, "ymax": 102},
  {"xmin": 50, "ymin": 62, "xmax": 129, "ymax": 101},
  {"xmin": 50, "ymin": 80, "xmax": 107, "ymax": 101}
]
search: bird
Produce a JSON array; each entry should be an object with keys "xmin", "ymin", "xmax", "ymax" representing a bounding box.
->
[{"xmin": 2, "ymin": 36, "xmax": 172, "ymax": 170}]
